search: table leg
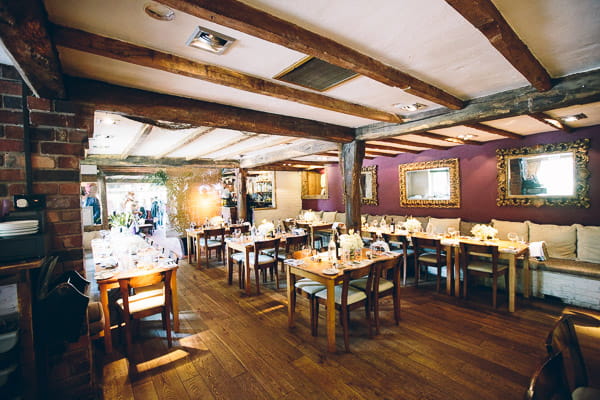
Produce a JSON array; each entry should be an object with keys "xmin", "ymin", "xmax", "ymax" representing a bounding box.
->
[
  {"xmin": 226, "ymin": 244, "xmax": 233, "ymax": 285},
  {"xmin": 245, "ymin": 250, "xmax": 252, "ymax": 296},
  {"xmin": 454, "ymin": 246, "xmax": 460, "ymax": 297},
  {"xmin": 523, "ymin": 249, "xmax": 530, "ymax": 299},
  {"xmin": 445, "ymin": 245, "xmax": 452, "ymax": 295},
  {"xmin": 287, "ymin": 267, "xmax": 295, "ymax": 328},
  {"xmin": 325, "ymin": 281, "xmax": 336, "ymax": 353},
  {"xmin": 171, "ymin": 270, "xmax": 179, "ymax": 332},
  {"xmin": 187, "ymin": 233, "xmax": 192, "ymax": 264},
  {"xmin": 100, "ymin": 284, "xmax": 112, "ymax": 353},
  {"xmin": 509, "ymin": 255, "xmax": 516, "ymax": 312},
  {"xmin": 402, "ymin": 247, "xmax": 407, "ymax": 286}
]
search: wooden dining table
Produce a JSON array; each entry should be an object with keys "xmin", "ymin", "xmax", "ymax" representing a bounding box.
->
[
  {"xmin": 286, "ymin": 249, "xmax": 400, "ymax": 353},
  {"xmin": 186, "ymin": 224, "xmax": 247, "ymax": 267},
  {"xmin": 95, "ymin": 257, "xmax": 179, "ymax": 353}
]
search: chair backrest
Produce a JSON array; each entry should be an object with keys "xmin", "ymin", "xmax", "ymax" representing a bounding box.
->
[
  {"xmin": 545, "ymin": 314, "xmax": 589, "ymax": 391},
  {"xmin": 254, "ymin": 238, "xmax": 280, "ymax": 265},
  {"xmin": 372, "ymin": 257, "xmax": 400, "ymax": 291},
  {"xmin": 412, "ymin": 237, "xmax": 443, "ymax": 263},
  {"xmin": 284, "ymin": 234, "xmax": 309, "ymax": 256},
  {"xmin": 204, "ymin": 227, "xmax": 225, "ymax": 242},
  {"xmin": 383, "ymin": 233, "xmax": 409, "ymax": 252},
  {"xmin": 118, "ymin": 270, "xmax": 173, "ymax": 315},
  {"xmin": 283, "ymin": 219, "xmax": 295, "ymax": 233},
  {"xmin": 341, "ymin": 264, "xmax": 374, "ymax": 307},
  {"xmin": 460, "ymin": 242, "xmax": 499, "ymax": 270},
  {"xmin": 525, "ymin": 352, "xmax": 571, "ymax": 400}
]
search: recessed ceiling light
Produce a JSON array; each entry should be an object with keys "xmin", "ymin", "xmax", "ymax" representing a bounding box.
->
[
  {"xmin": 561, "ymin": 113, "xmax": 587, "ymax": 122},
  {"xmin": 144, "ymin": 2, "xmax": 175, "ymax": 21},
  {"xmin": 186, "ymin": 26, "xmax": 236, "ymax": 55},
  {"xmin": 392, "ymin": 102, "xmax": 428, "ymax": 112}
]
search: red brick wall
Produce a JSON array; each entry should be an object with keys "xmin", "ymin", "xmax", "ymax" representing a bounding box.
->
[{"xmin": 0, "ymin": 65, "xmax": 92, "ymax": 275}]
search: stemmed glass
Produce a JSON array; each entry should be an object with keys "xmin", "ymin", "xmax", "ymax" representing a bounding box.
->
[
  {"xmin": 507, "ymin": 232, "xmax": 519, "ymax": 242},
  {"xmin": 447, "ymin": 227, "xmax": 457, "ymax": 239}
]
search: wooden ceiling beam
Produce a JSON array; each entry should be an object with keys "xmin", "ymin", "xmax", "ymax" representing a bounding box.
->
[
  {"xmin": 463, "ymin": 123, "xmax": 522, "ymax": 139},
  {"xmin": 52, "ymin": 25, "xmax": 401, "ymax": 123},
  {"xmin": 187, "ymin": 133, "xmax": 256, "ymax": 160},
  {"xmin": 366, "ymin": 143, "xmax": 420, "ymax": 154},
  {"xmin": 357, "ymin": 69, "xmax": 600, "ymax": 141},
  {"xmin": 412, "ymin": 132, "xmax": 481, "ymax": 146},
  {"xmin": 154, "ymin": 127, "xmax": 215, "ymax": 159},
  {"xmin": 65, "ymin": 76, "xmax": 355, "ymax": 143},
  {"xmin": 84, "ymin": 155, "xmax": 238, "ymax": 168},
  {"xmin": 240, "ymin": 140, "xmax": 338, "ymax": 168},
  {"xmin": 445, "ymin": 0, "xmax": 551, "ymax": 91},
  {"xmin": 0, "ymin": 0, "xmax": 65, "ymax": 98},
  {"xmin": 213, "ymin": 135, "xmax": 293, "ymax": 160},
  {"xmin": 364, "ymin": 150, "xmax": 397, "ymax": 158},
  {"xmin": 529, "ymin": 112, "xmax": 574, "ymax": 133},
  {"xmin": 378, "ymin": 138, "xmax": 450, "ymax": 150},
  {"xmin": 120, "ymin": 124, "xmax": 153, "ymax": 159},
  {"xmin": 159, "ymin": 0, "xmax": 464, "ymax": 110}
]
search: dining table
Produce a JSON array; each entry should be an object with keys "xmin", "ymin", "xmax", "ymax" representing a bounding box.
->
[
  {"xmin": 92, "ymin": 235, "xmax": 179, "ymax": 353},
  {"xmin": 294, "ymin": 221, "xmax": 343, "ymax": 250},
  {"xmin": 286, "ymin": 248, "xmax": 400, "ymax": 353},
  {"xmin": 186, "ymin": 224, "xmax": 247, "ymax": 267}
]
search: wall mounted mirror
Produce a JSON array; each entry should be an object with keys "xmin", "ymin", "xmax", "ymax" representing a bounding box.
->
[
  {"xmin": 497, "ymin": 139, "xmax": 590, "ymax": 207},
  {"xmin": 360, "ymin": 165, "xmax": 378, "ymax": 205},
  {"xmin": 301, "ymin": 170, "xmax": 328, "ymax": 199},
  {"xmin": 398, "ymin": 158, "xmax": 460, "ymax": 208}
]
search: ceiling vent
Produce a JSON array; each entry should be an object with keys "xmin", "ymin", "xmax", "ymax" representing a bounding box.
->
[
  {"xmin": 275, "ymin": 57, "xmax": 358, "ymax": 91},
  {"xmin": 186, "ymin": 26, "xmax": 236, "ymax": 55}
]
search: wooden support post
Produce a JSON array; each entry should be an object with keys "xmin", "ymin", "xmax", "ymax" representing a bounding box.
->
[
  {"xmin": 98, "ymin": 173, "xmax": 109, "ymax": 230},
  {"xmin": 340, "ymin": 141, "xmax": 365, "ymax": 232},
  {"xmin": 237, "ymin": 168, "xmax": 247, "ymax": 222}
]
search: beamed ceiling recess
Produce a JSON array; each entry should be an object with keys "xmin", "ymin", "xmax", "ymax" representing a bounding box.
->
[{"xmin": 0, "ymin": 0, "xmax": 598, "ymax": 170}]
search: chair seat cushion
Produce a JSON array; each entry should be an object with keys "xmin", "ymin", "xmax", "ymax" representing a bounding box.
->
[
  {"xmin": 467, "ymin": 260, "xmax": 508, "ymax": 274},
  {"xmin": 391, "ymin": 248, "xmax": 414, "ymax": 256},
  {"xmin": 315, "ymin": 285, "xmax": 367, "ymax": 305},
  {"xmin": 295, "ymin": 278, "xmax": 326, "ymax": 295},
  {"xmin": 350, "ymin": 276, "xmax": 394, "ymax": 292},
  {"xmin": 529, "ymin": 258, "xmax": 600, "ymax": 279},
  {"xmin": 418, "ymin": 253, "xmax": 444, "ymax": 264},
  {"xmin": 199, "ymin": 239, "xmax": 222, "ymax": 248},
  {"xmin": 117, "ymin": 292, "xmax": 165, "ymax": 314},
  {"xmin": 231, "ymin": 252, "xmax": 276, "ymax": 265}
]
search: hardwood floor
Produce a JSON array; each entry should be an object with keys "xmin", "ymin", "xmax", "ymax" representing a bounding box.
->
[{"xmin": 92, "ymin": 257, "xmax": 599, "ymax": 400}]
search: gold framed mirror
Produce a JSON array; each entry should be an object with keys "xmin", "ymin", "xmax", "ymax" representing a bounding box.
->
[
  {"xmin": 398, "ymin": 158, "xmax": 460, "ymax": 208},
  {"xmin": 301, "ymin": 170, "xmax": 328, "ymax": 199},
  {"xmin": 496, "ymin": 139, "xmax": 590, "ymax": 208},
  {"xmin": 361, "ymin": 166, "xmax": 378, "ymax": 205}
]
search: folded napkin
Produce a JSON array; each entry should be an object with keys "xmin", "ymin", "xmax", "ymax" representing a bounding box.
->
[
  {"xmin": 529, "ymin": 241, "xmax": 549, "ymax": 261},
  {"xmin": 440, "ymin": 238, "xmax": 459, "ymax": 246}
]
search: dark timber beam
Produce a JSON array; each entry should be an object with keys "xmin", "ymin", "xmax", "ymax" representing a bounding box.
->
[
  {"xmin": 84, "ymin": 155, "xmax": 238, "ymax": 168},
  {"xmin": 463, "ymin": 123, "xmax": 522, "ymax": 139},
  {"xmin": 0, "ymin": 0, "xmax": 65, "ymax": 98},
  {"xmin": 357, "ymin": 69, "xmax": 600, "ymax": 141},
  {"xmin": 445, "ymin": 0, "xmax": 552, "ymax": 91},
  {"xmin": 159, "ymin": 0, "xmax": 464, "ymax": 110},
  {"xmin": 413, "ymin": 132, "xmax": 481, "ymax": 146},
  {"xmin": 366, "ymin": 143, "xmax": 420, "ymax": 154},
  {"xmin": 240, "ymin": 140, "xmax": 338, "ymax": 168},
  {"xmin": 52, "ymin": 25, "xmax": 401, "ymax": 123},
  {"xmin": 378, "ymin": 138, "xmax": 451, "ymax": 150},
  {"xmin": 529, "ymin": 112, "xmax": 574, "ymax": 133},
  {"xmin": 65, "ymin": 76, "xmax": 355, "ymax": 143},
  {"xmin": 340, "ymin": 141, "xmax": 365, "ymax": 232}
]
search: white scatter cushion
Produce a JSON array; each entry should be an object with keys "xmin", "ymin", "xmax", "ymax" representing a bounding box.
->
[
  {"xmin": 426, "ymin": 217, "xmax": 460, "ymax": 235},
  {"xmin": 527, "ymin": 221, "xmax": 576, "ymax": 260},
  {"xmin": 322, "ymin": 211, "xmax": 337, "ymax": 223},
  {"xmin": 335, "ymin": 212, "xmax": 346, "ymax": 223},
  {"xmin": 366, "ymin": 214, "xmax": 379, "ymax": 224},
  {"xmin": 576, "ymin": 225, "xmax": 600, "ymax": 264},
  {"xmin": 491, "ymin": 219, "xmax": 529, "ymax": 242}
]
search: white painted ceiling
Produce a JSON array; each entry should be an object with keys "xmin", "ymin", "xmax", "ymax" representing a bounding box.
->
[{"xmin": 33, "ymin": 0, "xmax": 600, "ymax": 167}]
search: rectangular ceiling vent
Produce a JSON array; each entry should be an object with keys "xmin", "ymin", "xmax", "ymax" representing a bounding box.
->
[{"xmin": 274, "ymin": 57, "xmax": 358, "ymax": 91}]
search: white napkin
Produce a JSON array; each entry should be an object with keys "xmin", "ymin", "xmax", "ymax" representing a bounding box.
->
[
  {"xmin": 529, "ymin": 241, "xmax": 549, "ymax": 261},
  {"xmin": 440, "ymin": 238, "xmax": 459, "ymax": 246}
]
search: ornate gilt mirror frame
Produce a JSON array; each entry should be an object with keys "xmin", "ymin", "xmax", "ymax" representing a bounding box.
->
[
  {"xmin": 496, "ymin": 139, "xmax": 590, "ymax": 208},
  {"xmin": 398, "ymin": 158, "xmax": 461, "ymax": 208},
  {"xmin": 361, "ymin": 165, "xmax": 378, "ymax": 205},
  {"xmin": 301, "ymin": 170, "xmax": 328, "ymax": 199}
]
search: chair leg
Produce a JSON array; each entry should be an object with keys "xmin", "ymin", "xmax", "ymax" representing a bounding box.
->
[
  {"xmin": 124, "ymin": 318, "xmax": 133, "ymax": 356},
  {"xmin": 311, "ymin": 300, "xmax": 318, "ymax": 337},
  {"xmin": 415, "ymin": 261, "xmax": 420, "ymax": 287},
  {"xmin": 504, "ymin": 272, "xmax": 509, "ymax": 306},
  {"xmin": 436, "ymin": 266, "xmax": 441, "ymax": 293},
  {"xmin": 164, "ymin": 307, "xmax": 172, "ymax": 348},
  {"xmin": 341, "ymin": 308, "xmax": 350, "ymax": 352},
  {"xmin": 373, "ymin": 295, "xmax": 380, "ymax": 335},
  {"xmin": 274, "ymin": 266, "xmax": 279, "ymax": 290},
  {"xmin": 492, "ymin": 274, "xmax": 498, "ymax": 308},
  {"xmin": 463, "ymin": 269, "xmax": 468, "ymax": 299},
  {"xmin": 254, "ymin": 266, "xmax": 261, "ymax": 295},
  {"xmin": 394, "ymin": 286, "xmax": 401, "ymax": 325}
]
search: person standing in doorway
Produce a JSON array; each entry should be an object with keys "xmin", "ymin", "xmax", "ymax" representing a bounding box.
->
[{"xmin": 82, "ymin": 183, "xmax": 101, "ymax": 224}]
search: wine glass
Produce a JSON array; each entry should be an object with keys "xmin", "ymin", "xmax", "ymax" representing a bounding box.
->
[
  {"xmin": 507, "ymin": 232, "xmax": 519, "ymax": 242},
  {"xmin": 447, "ymin": 227, "xmax": 457, "ymax": 239}
]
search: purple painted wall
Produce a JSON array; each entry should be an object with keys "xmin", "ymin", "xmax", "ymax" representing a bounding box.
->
[{"xmin": 303, "ymin": 124, "xmax": 600, "ymax": 225}]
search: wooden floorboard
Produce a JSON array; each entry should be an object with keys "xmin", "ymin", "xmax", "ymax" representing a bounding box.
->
[{"xmin": 89, "ymin": 255, "xmax": 599, "ymax": 400}]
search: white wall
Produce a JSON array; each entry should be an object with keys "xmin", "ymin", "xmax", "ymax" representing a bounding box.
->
[{"xmin": 253, "ymin": 171, "xmax": 301, "ymax": 224}]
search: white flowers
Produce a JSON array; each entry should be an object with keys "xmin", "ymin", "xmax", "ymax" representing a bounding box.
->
[
  {"xmin": 471, "ymin": 224, "xmax": 498, "ymax": 240},
  {"xmin": 404, "ymin": 218, "xmax": 422, "ymax": 232},
  {"xmin": 339, "ymin": 232, "xmax": 363, "ymax": 251},
  {"xmin": 303, "ymin": 211, "xmax": 316, "ymax": 222},
  {"xmin": 257, "ymin": 220, "xmax": 275, "ymax": 236}
]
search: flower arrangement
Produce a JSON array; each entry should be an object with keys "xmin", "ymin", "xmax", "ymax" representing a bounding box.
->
[
  {"xmin": 471, "ymin": 224, "xmax": 498, "ymax": 240},
  {"xmin": 404, "ymin": 217, "xmax": 422, "ymax": 233},
  {"xmin": 339, "ymin": 231, "xmax": 364, "ymax": 251},
  {"xmin": 209, "ymin": 216, "xmax": 224, "ymax": 226},
  {"xmin": 303, "ymin": 211, "xmax": 315, "ymax": 222},
  {"xmin": 257, "ymin": 220, "xmax": 275, "ymax": 236},
  {"xmin": 109, "ymin": 212, "xmax": 133, "ymax": 228}
]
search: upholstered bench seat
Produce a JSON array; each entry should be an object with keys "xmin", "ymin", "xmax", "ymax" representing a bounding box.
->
[{"xmin": 530, "ymin": 258, "xmax": 600, "ymax": 279}]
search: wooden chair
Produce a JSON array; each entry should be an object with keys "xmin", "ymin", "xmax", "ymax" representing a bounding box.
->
[
  {"xmin": 412, "ymin": 236, "xmax": 446, "ymax": 292},
  {"xmin": 314, "ymin": 264, "xmax": 374, "ymax": 352},
  {"xmin": 117, "ymin": 269, "xmax": 173, "ymax": 355},
  {"xmin": 351, "ymin": 257, "xmax": 401, "ymax": 335},
  {"xmin": 231, "ymin": 238, "xmax": 280, "ymax": 294},
  {"xmin": 283, "ymin": 219, "xmax": 296, "ymax": 233},
  {"xmin": 290, "ymin": 249, "xmax": 325, "ymax": 336},
  {"xmin": 525, "ymin": 352, "xmax": 571, "ymax": 400},
  {"xmin": 545, "ymin": 312, "xmax": 600, "ymax": 392},
  {"xmin": 460, "ymin": 242, "xmax": 508, "ymax": 308},
  {"xmin": 277, "ymin": 233, "xmax": 309, "ymax": 272},
  {"xmin": 198, "ymin": 227, "xmax": 225, "ymax": 267},
  {"xmin": 383, "ymin": 233, "xmax": 414, "ymax": 286}
]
